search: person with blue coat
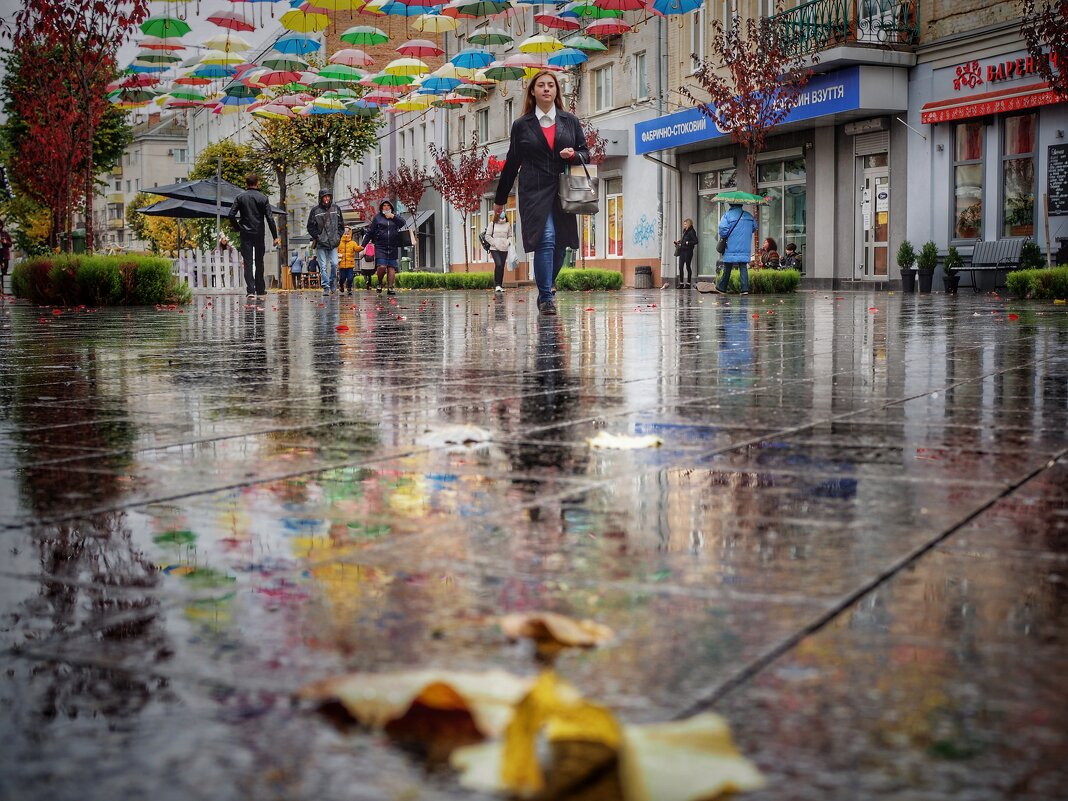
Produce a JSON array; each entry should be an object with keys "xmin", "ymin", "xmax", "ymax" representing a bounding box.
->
[{"xmin": 711, "ymin": 202, "xmax": 757, "ymax": 295}]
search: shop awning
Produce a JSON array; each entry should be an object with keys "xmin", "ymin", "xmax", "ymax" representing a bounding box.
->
[{"xmin": 920, "ymin": 81, "xmax": 1063, "ymax": 124}]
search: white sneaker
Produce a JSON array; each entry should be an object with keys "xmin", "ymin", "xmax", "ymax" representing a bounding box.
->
[{"xmin": 495, "ymin": 286, "xmax": 504, "ymax": 293}]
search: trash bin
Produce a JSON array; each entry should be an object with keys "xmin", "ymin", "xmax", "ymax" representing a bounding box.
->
[
  {"xmin": 634, "ymin": 265, "xmax": 653, "ymax": 289},
  {"xmin": 399, "ymin": 256, "xmax": 412, "ymax": 272}
]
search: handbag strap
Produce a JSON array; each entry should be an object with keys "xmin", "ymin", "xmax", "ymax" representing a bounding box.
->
[
  {"xmin": 723, "ymin": 211, "xmax": 742, "ymax": 243},
  {"xmin": 570, "ymin": 148, "xmax": 593, "ymax": 182}
]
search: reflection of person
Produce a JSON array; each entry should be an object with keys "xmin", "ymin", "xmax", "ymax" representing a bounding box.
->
[
  {"xmin": 674, "ymin": 218, "xmax": 698, "ymax": 288},
  {"xmin": 758, "ymin": 237, "xmax": 779, "ymax": 269},
  {"xmin": 705, "ymin": 202, "xmax": 756, "ymax": 295},
  {"xmin": 307, "ymin": 189, "xmax": 344, "ymax": 296},
  {"xmin": 228, "ymin": 173, "xmax": 280, "ymax": 299},
  {"xmin": 362, "ymin": 199, "xmax": 408, "ymax": 297},
  {"xmin": 493, "ymin": 70, "xmax": 590, "ymax": 316},
  {"xmin": 484, "ymin": 211, "xmax": 513, "ymax": 293},
  {"xmin": 0, "ymin": 218, "xmax": 12, "ymax": 294},
  {"xmin": 337, "ymin": 227, "xmax": 362, "ymax": 296}
]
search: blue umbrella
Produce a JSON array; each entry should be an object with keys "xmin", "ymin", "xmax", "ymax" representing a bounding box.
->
[
  {"xmin": 382, "ymin": 1, "xmax": 442, "ymax": 15},
  {"xmin": 651, "ymin": 0, "xmax": 704, "ymax": 13},
  {"xmin": 451, "ymin": 48, "xmax": 494, "ymax": 69},
  {"xmin": 419, "ymin": 75, "xmax": 462, "ymax": 93},
  {"xmin": 274, "ymin": 33, "xmax": 322, "ymax": 55},
  {"xmin": 191, "ymin": 64, "xmax": 236, "ymax": 79},
  {"xmin": 547, "ymin": 47, "xmax": 588, "ymax": 67},
  {"xmin": 218, "ymin": 94, "xmax": 257, "ymax": 107},
  {"xmin": 128, "ymin": 62, "xmax": 169, "ymax": 74}
]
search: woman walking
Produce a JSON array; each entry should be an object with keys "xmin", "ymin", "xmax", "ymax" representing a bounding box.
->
[
  {"xmin": 674, "ymin": 218, "xmax": 698, "ymax": 287},
  {"xmin": 484, "ymin": 211, "xmax": 513, "ymax": 292},
  {"xmin": 361, "ymin": 200, "xmax": 408, "ymax": 296},
  {"xmin": 493, "ymin": 70, "xmax": 590, "ymax": 315}
]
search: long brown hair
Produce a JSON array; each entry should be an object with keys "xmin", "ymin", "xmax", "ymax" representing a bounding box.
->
[{"xmin": 523, "ymin": 70, "xmax": 565, "ymax": 116}]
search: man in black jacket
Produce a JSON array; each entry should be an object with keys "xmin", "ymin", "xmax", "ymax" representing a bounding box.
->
[
  {"xmin": 307, "ymin": 189, "xmax": 345, "ymax": 296},
  {"xmin": 228, "ymin": 173, "xmax": 279, "ymax": 298}
]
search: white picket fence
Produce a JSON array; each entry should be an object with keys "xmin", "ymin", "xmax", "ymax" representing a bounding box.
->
[{"xmin": 173, "ymin": 248, "xmax": 244, "ymax": 294}]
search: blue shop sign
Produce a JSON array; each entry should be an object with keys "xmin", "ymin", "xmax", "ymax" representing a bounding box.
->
[{"xmin": 635, "ymin": 67, "xmax": 861, "ymax": 155}]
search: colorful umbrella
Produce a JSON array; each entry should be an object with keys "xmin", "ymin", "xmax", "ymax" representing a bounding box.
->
[
  {"xmin": 533, "ymin": 12, "xmax": 581, "ymax": 30},
  {"xmin": 273, "ymin": 33, "xmax": 321, "ymax": 55},
  {"xmin": 318, "ymin": 64, "xmax": 367, "ymax": 81},
  {"xmin": 650, "ymin": 0, "xmax": 702, "ymax": 12},
  {"xmin": 305, "ymin": 0, "xmax": 364, "ymax": 8},
  {"xmin": 585, "ymin": 19, "xmax": 632, "ymax": 35},
  {"xmin": 384, "ymin": 57, "xmax": 430, "ymax": 76},
  {"xmin": 561, "ymin": 33, "xmax": 608, "ymax": 50},
  {"xmin": 395, "ymin": 39, "xmax": 444, "ymax": 57},
  {"xmin": 547, "ymin": 47, "xmax": 588, "ymax": 66},
  {"xmin": 393, "ymin": 93, "xmax": 435, "ymax": 111},
  {"xmin": 169, "ymin": 86, "xmax": 207, "ymax": 101},
  {"xmin": 139, "ymin": 36, "xmax": 187, "ymax": 51},
  {"xmin": 468, "ymin": 26, "xmax": 513, "ymax": 45},
  {"xmin": 174, "ymin": 73, "xmax": 214, "ymax": 86},
  {"xmin": 454, "ymin": 83, "xmax": 489, "ymax": 98},
  {"xmin": 451, "ymin": 47, "xmax": 494, "ymax": 68},
  {"xmin": 259, "ymin": 69, "xmax": 305, "ymax": 86},
  {"xmin": 190, "ymin": 64, "xmax": 236, "ymax": 79},
  {"xmin": 207, "ymin": 10, "xmax": 257, "ymax": 31},
  {"xmin": 370, "ymin": 71, "xmax": 416, "ymax": 86},
  {"xmin": 203, "ymin": 33, "xmax": 253, "ymax": 51},
  {"xmin": 419, "ymin": 74, "xmax": 461, "ymax": 93},
  {"xmin": 432, "ymin": 92, "xmax": 475, "ymax": 107},
  {"xmin": 200, "ymin": 50, "xmax": 246, "ymax": 66},
  {"xmin": 345, "ymin": 98, "xmax": 382, "ymax": 115},
  {"xmin": 710, "ymin": 190, "xmax": 769, "ymax": 204},
  {"xmin": 330, "ymin": 48, "xmax": 375, "ymax": 66},
  {"xmin": 280, "ymin": 10, "xmax": 330, "ymax": 32},
  {"xmin": 140, "ymin": 16, "xmax": 191, "ymax": 38},
  {"xmin": 361, "ymin": 90, "xmax": 398, "ymax": 105},
  {"xmin": 273, "ymin": 92, "xmax": 315, "ymax": 106},
  {"xmin": 262, "ymin": 55, "xmax": 311, "ymax": 70},
  {"xmin": 593, "ymin": 0, "xmax": 646, "ymax": 9},
  {"xmin": 339, "ymin": 26, "xmax": 389, "ymax": 45},
  {"xmin": 410, "ymin": 13, "xmax": 459, "ymax": 31},
  {"xmin": 108, "ymin": 87, "xmax": 159, "ymax": 103},
  {"xmin": 135, "ymin": 51, "xmax": 183, "ymax": 64},
  {"xmin": 483, "ymin": 60, "xmax": 527, "ymax": 80},
  {"xmin": 519, "ymin": 33, "xmax": 564, "ymax": 53},
  {"xmin": 382, "ymin": 1, "xmax": 441, "ymax": 15},
  {"xmin": 450, "ymin": 0, "xmax": 512, "ymax": 14},
  {"xmin": 560, "ymin": 0, "xmax": 622, "ymax": 17},
  {"xmin": 252, "ymin": 103, "xmax": 298, "ymax": 119}
]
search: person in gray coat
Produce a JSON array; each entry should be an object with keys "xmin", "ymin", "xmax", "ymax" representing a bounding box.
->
[{"xmin": 307, "ymin": 189, "xmax": 345, "ymax": 295}]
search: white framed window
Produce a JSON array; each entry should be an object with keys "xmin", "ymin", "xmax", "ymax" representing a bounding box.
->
[
  {"xmin": 476, "ymin": 108, "xmax": 489, "ymax": 143},
  {"xmin": 505, "ymin": 99, "xmax": 514, "ymax": 128},
  {"xmin": 606, "ymin": 177, "xmax": 623, "ymax": 257},
  {"xmin": 126, "ymin": 180, "xmax": 131, "ymax": 193},
  {"xmin": 581, "ymin": 213, "xmax": 597, "ymax": 258},
  {"xmin": 690, "ymin": 4, "xmax": 706, "ymax": 73},
  {"xmin": 459, "ymin": 115, "xmax": 467, "ymax": 144},
  {"xmin": 469, "ymin": 207, "xmax": 486, "ymax": 262},
  {"xmin": 420, "ymin": 123, "xmax": 427, "ymax": 151},
  {"xmin": 633, "ymin": 51, "xmax": 649, "ymax": 100},
  {"xmin": 592, "ymin": 65, "xmax": 613, "ymax": 113},
  {"xmin": 174, "ymin": 148, "xmax": 188, "ymax": 163}
]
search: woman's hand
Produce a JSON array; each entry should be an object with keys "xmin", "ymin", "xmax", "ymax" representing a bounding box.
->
[{"xmin": 559, "ymin": 147, "xmax": 575, "ymax": 160}]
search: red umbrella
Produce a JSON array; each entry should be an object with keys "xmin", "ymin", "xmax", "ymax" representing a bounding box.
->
[
  {"xmin": 362, "ymin": 89, "xmax": 399, "ymax": 104},
  {"xmin": 207, "ymin": 10, "xmax": 257, "ymax": 32},
  {"xmin": 534, "ymin": 13, "xmax": 581, "ymax": 30},
  {"xmin": 107, "ymin": 75, "xmax": 160, "ymax": 90},
  {"xmin": 259, "ymin": 69, "xmax": 304, "ymax": 86},
  {"xmin": 396, "ymin": 38, "xmax": 444, "ymax": 57},
  {"xmin": 585, "ymin": 19, "xmax": 632, "ymax": 35}
]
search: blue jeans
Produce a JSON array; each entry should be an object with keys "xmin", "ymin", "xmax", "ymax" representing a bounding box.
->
[
  {"xmin": 533, "ymin": 214, "xmax": 566, "ymax": 305},
  {"xmin": 717, "ymin": 261, "xmax": 749, "ymax": 293},
  {"xmin": 317, "ymin": 246, "xmax": 338, "ymax": 291}
]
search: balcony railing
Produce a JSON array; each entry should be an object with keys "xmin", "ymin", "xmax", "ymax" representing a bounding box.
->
[
  {"xmin": 770, "ymin": 0, "xmax": 919, "ymax": 57},
  {"xmin": 107, "ymin": 219, "xmax": 124, "ymax": 230}
]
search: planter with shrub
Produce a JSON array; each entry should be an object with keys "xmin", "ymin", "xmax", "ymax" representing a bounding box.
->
[
  {"xmin": 394, "ymin": 269, "xmax": 625, "ymax": 291},
  {"xmin": 11, "ymin": 254, "xmax": 191, "ymax": 306},
  {"xmin": 916, "ymin": 241, "xmax": 938, "ymax": 293},
  {"xmin": 897, "ymin": 240, "xmax": 916, "ymax": 292},
  {"xmin": 1005, "ymin": 265, "xmax": 1068, "ymax": 300},
  {"xmin": 1019, "ymin": 240, "xmax": 1045, "ymax": 271},
  {"xmin": 718, "ymin": 268, "xmax": 801, "ymax": 294},
  {"xmin": 943, "ymin": 246, "xmax": 962, "ymax": 294},
  {"xmin": 554, "ymin": 268, "xmax": 624, "ymax": 291}
]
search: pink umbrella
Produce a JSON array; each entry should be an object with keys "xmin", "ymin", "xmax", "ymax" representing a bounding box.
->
[
  {"xmin": 533, "ymin": 13, "xmax": 581, "ymax": 30},
  {"xmin": 207, "ymin": 10, "xmax": 257, "ymax": 32},
  {"xmin": 362, "ymin": 89, "xmax": 399, "ymax": 104},
  {"xmin": 585, "ymin": 19, "xmax": 632, "ymax": 35},
  {"xmin": 505, "ymin": 52, "xmax": 547, "ymax": 68},
  {"xmin": 259, "ymin": 69, "xmax": 304, "ymax": 86},
  {"xmin": 395, "ymin": 38, "xmax": 444, "ymax": 57},
  {"xmin": 329, "ymin": 47, "xmax": 375, "ymax": 67},
  {"xmin": 273, "ymin": 92, "xmax": 315, "ymax": 106}
]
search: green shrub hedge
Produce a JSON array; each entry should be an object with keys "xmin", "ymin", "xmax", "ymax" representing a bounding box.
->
[
  {"xmin": 393, "ymin": 272, "xmax": 495, "ymax": 289},
  {"xmin": 554, "ymin": 268, "xmax": 623, "ymax": 291},
  {"xmin": 1005, "ymin": 266, "xmax": 1068, "ymax": 300},
  {"xmin": 12, "ymin": 254, "xmax": 191, "ymax": 306},
  {"xmin": 717, "ymin": 268, "xmax": 801, "ymax": 294}
]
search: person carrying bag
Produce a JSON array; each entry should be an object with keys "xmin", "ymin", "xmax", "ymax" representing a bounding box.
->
[{"xmin": 483, "ymin": 212, "xmax": 513, "ymax": 293}]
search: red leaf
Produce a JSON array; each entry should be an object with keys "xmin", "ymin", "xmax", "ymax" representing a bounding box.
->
[{"xmin": 1008, "ymin": 313, "xmax": 1019, "ymax": 321}]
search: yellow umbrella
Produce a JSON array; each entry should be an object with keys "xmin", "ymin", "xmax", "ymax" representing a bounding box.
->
[
  {"xmin": 199, "ymin": 50, "xmax": 245, "ymax": 66},
  {"xmin": 202, "ymin": 33, "xmax": 252, "ymax": 52},
  {"xmin": 384, "ymin": 57, "xmax": 430, "ymax": 76},
  {"xmin": 433, "ymin": 62, "xmax": 473, "ymax": 80},
  {"xmin": 411, "ymin": 13, "xmax": 459, "ymax": 32},
  {"xmin": 393, "ymin": 93, "xmax": 435, "ymax": 111},
  {"xmin": 280, "ymin": 9, "xmax": 330, "ymax": 33},
  {"xmin": 519, "ymin": 34, "xmax": 564, "ymax": 54},
  {"xmin": 307, "ymin": 0, "xmax": 364, "ymax": 9},
  {"xmin": 362, "ymin": 0, "xmax": 388, "ymax": 15}
]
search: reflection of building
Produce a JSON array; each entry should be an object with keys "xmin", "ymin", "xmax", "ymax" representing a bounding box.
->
[{"xmin": 93, "ymin": 113, "xmax": 189, "ymax": 252}]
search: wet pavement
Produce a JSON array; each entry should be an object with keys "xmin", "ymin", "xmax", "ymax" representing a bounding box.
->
[{"xmin": 0, "ymin": 288, "xmax": 1066, "ymax": 800}]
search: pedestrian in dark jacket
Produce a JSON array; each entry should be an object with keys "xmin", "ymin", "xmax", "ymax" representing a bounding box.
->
[
  {"xmin": 307, "ymin": 188, "xmax": 345, "ymax": 296},
  {"xmin": 361, "ymin": 199, "xmax": 408, "ymax": 296},
  {"xmin": 674, "ymin": 218, "xmax": 698, "ymax": 287},
  {"xmin": 0, "ymin": 218, "xmax": 12, "ymax": 295},
  {"xmin": 493, "ymin": 70, "xmax": 590, "ymax": 315},
  {"xmin": 228, "ymin": 173, "xmax": 279, "ymax": 298}
]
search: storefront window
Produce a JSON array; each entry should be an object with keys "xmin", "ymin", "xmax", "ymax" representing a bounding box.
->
[
  {"xmin": 758, "ymin": 157, "xmax": 806, "ymax": 260},
  {"xmin": 581, "ymin": 213, "xmax": 597, "ymax": 258},
  {"xmin": 470, "ymin": 208, "xmax": 485, "ymax": 262},
  {"xmin": 954, "ymin": 122, "xmax": 984, "ymax": 240},
  {"xmin": 606, "ymin": 177, "xmax": 623, "ymax": 257},
  {"xmin": 697, "ymin": 167, "xmax": 736, "ymax": 277},
  {"xmin": 1002, "ymin": 113, "xmax": 1036, "ymax": 237}
]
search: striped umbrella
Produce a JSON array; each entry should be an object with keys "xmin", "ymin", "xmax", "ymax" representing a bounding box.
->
[
  {"xmin": 274, "ymin": 33, "xmax": 322, "ymax": 55},
  {"xmin": 384, "ymin": 57, "xmax": 430, "ymax": 76},
  {"xmin": 203, "ymin": 34, "xmax": 253, "ymax": 51},
  {"xmin": 650, "ymin": 0, "xmax": 702, "ymax": 12},
  {"xmin": 483, "ymin": 60, "xmax": 527, "ymax": 80},
  {"xmin": 593, "ymin": 0, "xmax": 646, "ymax": 8},
  {"xmin": 395, "ymin": 39, "xmax": 444, "ymax": 57},
  {"xmin": 345, "ymin": 98, "xmax": 382, "ymax": 115},
  {"xmin": 318, "ymin": 64, "xmax": 367, "ymax": 80},
  {"xmin": 451, "ymin": 47, "xmax": 494, "ymax": 68},
  {"xmin": 339, "ymin": 26, "xmax": 389, "ymax": 45},
  {"xmin": 207, "ymin": 10, "xmax": 257, "ymax": 31},
  {"xmin": 585, "ymin": 19, "xmax": 632, "ymax": 35},
  {"xmin": 139, "ymin": 36, "xmax": 187, "ymax": 50},
  {"xmin": 330, "ymin": 48, "xmax": 375, "ymax": 66},
  {"xmin": 519, "ymin": 33, "xmax": 564, "ymax": 53},
  {"xmin": 533, "ymin": 12, "xmax": 581, "ymax": 29},
  {"xmin": 410, "ymin": 13, "xmax": 459, "ymax": 31}
]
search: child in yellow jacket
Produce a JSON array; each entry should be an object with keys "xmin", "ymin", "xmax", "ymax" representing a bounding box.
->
[{"xmin": 337, "ymin": 228, "xmax": 362, "ymax": 295}]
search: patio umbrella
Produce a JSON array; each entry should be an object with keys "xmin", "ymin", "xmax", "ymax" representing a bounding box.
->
[
  {"xmin": 468, "ymin": 26, "xmax": 513, "ymax": 45},
  {"xmin": 451, "ymin": 47, "xmax": 494, "ymax": 68},
  {"xmin": 711, "ymin": 190, "xmax": 768, "ymax": 204},
  {"xmin": 410, "ymin": 13, "xmax": 459, "ymax": 31},
  {"xmin": 330, "ymin": 48, "xmax": 375, "ymax": 66},
  {"xmin": 395, "ymin": 39, "xmax": 444, "ymax": 57},
  {"xmin": 340, "ymin": 26, "xmax": 389, "ymax": 45},
  {"xmin": 139, "ymin": 197, "xmax": 284, "ymax": 218},
  {"xmin": 273, "ymin": 33, "xmax": 321, "ymax": 55},
  {"xmin": 280, "ymin": 10, "xmax": 330, "ymax": 32},
  {"xmin": 519, "ymin": 33, "xmax": 564, "ymax": 53},
  {"xmin": 141, "ymin": 15, "xmax": 191, "ymax": 38}
]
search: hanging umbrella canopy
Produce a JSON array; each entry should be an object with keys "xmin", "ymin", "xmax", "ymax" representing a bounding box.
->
[
  {"xmin": 483, "ymin": 60, "xmax": 527, "ymax": 81},
  {"xmin": 393, "ymin": 93, "xmax": 435, "ymax": 111},
  {"xmin": 547, "ymin": 47, "xmax": 588, "ymax": 66},
  {"xmin": 134, "ymin": 51, "xmax": 183, "ymax": 64},
  {"xmin": 384, "ymin": 57, "xmax": 430, "ymax": 76},
  {"xmin": 280, "ymin": 10, "xmax": 331, "ymax": 32},
  {"xmin": 585, "ymin": 19, "xmax": 632, "ymax": 35},
  {"xmin": 382, "ymin": 1, "xmax": 441, "ymax": 15},
  {"xmin": 395, "ymin": 39, "xmax": 444, "ymax": 57},
  {"xmin": 519, "ymin": 33, "xmax": 564, "ymax": 53},
  {"xmin": 454, "ymin": 83, "xmax": 488, "ymax": 98},
  {"xmin": 259, "ymin": 69, "xmax": 305, "ymax": 86},
  {"xmin": 419, "ymin": 74, "xmax": 461, "ymax": 93},
  {"xmin": 317, "ymin": 64, "xmax": 367, "ymax": 81},
  {"xmin": 409, "ymin": 12, "xmax": 458, "ymax": 31},
  {"xmin": 169, "ymin": 86, "xmax": 207, "ymax": 101},
  {"xmin": 141, "ymin": 15, "xmax": 191, "ymax": 37},
  {"xmin": 225, "ymin": 83, "xmax": 260, "ymax": 98},
  {"xmin": 139, "ymin": 36, "xmax": 187, "ymax": 51},
  {"xmin": 206, "ymin": 10, "xmax": 257, "ymax": 31},
  {"xmin": 108, "ymin": 74, "xmax": 160, "ymax": 91},
  {"xmin": 128, "ymin": 60, "xmax": 170, "ymax": 73},
  {"xmin": 533, "ymin": 12, "xmax": 581, "ymax": 30},
  {"xmin": 345, "ymin": 98, "xmax": 382, "ymax": 115},
  {"xmin": 561, "ymin": 33, "xmax": 608, "ymax": 50},
  {"xmin": 468, "ymin": 26, "xmax": 512, "ymax": 45},
  {"xmin": 560, "ymin": 0, "xmax": 623, "ymax": 17},
  {"xmin": 360, "ymin": 90, "xmax": 398, "ymax": 105},
  {"xmin": 273, "ymin": 92, "xmax": 315, "ymax": 106},
  {"xmin": 593, "ymin": 0, "xmax": 646, "ymax": 8},
  {"xmin": 306, "ymin": 0, "xmax": 365, "ymax": 8},
  {"xmin": 200, "ymin": 50, "xmax": 246, "ymax": 66},
  {"xmin": 108, "ymin": 87, "xmax": 159, "ymax": 103},
  {"xmin": 451, "ymin": 47, "xmax": 494, "ymax": 68},
  {"xmin": 330, "ymin": 48, "xmax": 375, "ymax": 66},
  {"xmin": 203, "ymin": 33, "xmax": 253, "ymax": 51},
  {"xmin": 262, "ymin": 54, "xmax": 311, "ymax": 70},
  {"xmin": 273, "ymin": 33, "xmax": 321, "ymax": 55},
  {"xmin": 650, "ymin": 0, "xmax": 702, "ymax": 12},
  {"xmin": 449, "ymin": 0, "xmax": 512, "ymax": 15},
  {"xmin": 710, "ymin": 190, "xmax": 769, "ymax": 204},
  {"xmin": 369, "ymin": 71, "xmax": 416, "ymax": 86},
  {"xmin": 174, "ymin": 73, "xmax": 213, "ymax": 86},
  {"xmin": 432, "ymin": 92, "xmax": 476, "ymax": 107},
  {"xmin": 339, "ymin": 25, "xmax": 389, "ymax": 45},
  {"xmin": 252, "ymin": 103, "xmax": 298, "ymax": 120},
  {"xmin": 190, "ymin": 65, "xmax": 236, "ymax": 79},
  {"xmin": 467, "ymin": 68, "xmax": 498, "ymax": 84},
  {"xmin": 360, "ymin": 0, "xmax": 389, "ymax": 14}
]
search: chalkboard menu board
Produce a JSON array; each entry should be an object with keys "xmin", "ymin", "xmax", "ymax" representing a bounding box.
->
[{"xmin": 1050, "ymin": 144, "xmax": 1068, "ymax": 216}]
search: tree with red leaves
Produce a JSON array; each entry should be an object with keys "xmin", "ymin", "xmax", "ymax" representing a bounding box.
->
[
  {"xmin": 680, "ymin": 5, "xmax": 813, "ymax": 188},
  {"xmin": 385, "ymin": 160, "xmax": 429, "ymax": 271},
  {"xmin": 1021, "ymin": 0, "xmax": 1067, "ymax": 98},
  {"xmin": 429, "ymin": 133, "xmax": 497, "ymax": 272},
  {"xmin": 350, "ymin": 172, "xmax": 391, "ymax": 227},
  {"xmin": 581, "ymin": 119, "xmax": 608, "ymax": 166},
  {"xmin": 5, "ymin": 0, "xmax": 151, "ymax": 252}
]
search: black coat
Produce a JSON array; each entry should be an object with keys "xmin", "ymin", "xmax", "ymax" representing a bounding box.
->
[
  {"xmin": 361, "ymin": 212, "xmax": 408, "ymax": 262},
  {"xmin": 493, "ymin": 109, "xmax": 590, "ymax": 254},
  {"xmin": 678, "ymin": 226, "xmax": 698, "ymax": 255},
  {"xmin": 228, "ymin": 189, "xmax": 278, "ymax": 240}
]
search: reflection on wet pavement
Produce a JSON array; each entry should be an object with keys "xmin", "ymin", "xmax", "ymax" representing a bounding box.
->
[{"xmin": 1, "ymin": 290, "xmax": 1066, "ymax": 799}]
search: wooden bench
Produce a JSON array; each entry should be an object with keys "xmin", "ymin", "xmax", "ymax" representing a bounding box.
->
[{"xmin": 962, "ymin": 239, "xmax": 1026, "ymax": 292}]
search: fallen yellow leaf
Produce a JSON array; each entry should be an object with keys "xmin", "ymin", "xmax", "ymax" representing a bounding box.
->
[
  {"xmin": 298, "ymin": 669, "xmax": 532, "ymax": 738},
  {"xmin": 588, "ymin": 432, "xmax": 663, "ymax": 450},
  {"xmin": 619, "ymin": 714, "xmax": 766, "ymax": 801},
  {"xmin": 500, "ymin": 611, "xmax": 614, "ymax": 649}
]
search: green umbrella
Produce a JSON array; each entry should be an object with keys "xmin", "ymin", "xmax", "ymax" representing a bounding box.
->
[
  {"xmin": 262, "ymin": 55, "xmax": 310, "ymax": 71},
  {"xmin": 712, "ymin": 190, "xmax": 768, "ymax": 204},
  {"xmin": 140, "ymin": 16, "xmax": 192, "ymax": 38},
  {"xmin": 483, "ymin": 62, "xmax": 527, "ymax": 81},
  {"xmin": 135, "ymin": 51, "xmax": 183, "ymax": 64},
  {"xmin": 468, "ymin": 27, "xmax": 513, "ymax": 46},
  {"xmin": 339, "ymin": 26, "xmax": 389, "ymax": 46},
  {"xmin": 454, "ymin": 84, "xmax": 489, "ymax": 98},
  {"xmin": 370, "ymin": 72, "xmax": 415, "ymax": 86},
  {"xmin": 318, "ymin": 64, "xmax": 366, "ymax": 81},
  {"xmin": 561, "ymin": 34, "xmax": 608, "ymax": 51}
]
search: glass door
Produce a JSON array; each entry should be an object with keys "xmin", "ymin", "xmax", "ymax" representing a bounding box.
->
[{"xmin": 857, "ymin": 156, "xmax": 890, "ymax": 278}]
